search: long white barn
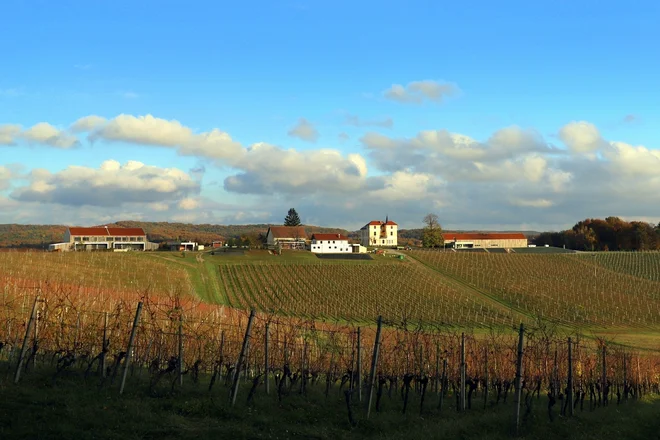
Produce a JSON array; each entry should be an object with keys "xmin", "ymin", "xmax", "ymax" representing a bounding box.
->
[{"xmin": 310, "ymin": 233, "xmax": 351, "ymax": 254}]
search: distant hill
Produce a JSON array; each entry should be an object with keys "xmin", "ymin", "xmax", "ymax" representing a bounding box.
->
[{"xmin": 0, "ymin": 221, "xmax": 352, "ymax": 248}]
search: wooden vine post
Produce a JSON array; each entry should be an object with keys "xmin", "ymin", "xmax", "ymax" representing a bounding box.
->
[
  {"xmin": 357, "ymin": 327, "xmax": 362, "ymax": 402},
  {"xmin": 119, "ymin": 301, "xmax": 143, "ymax": 395},
  {"xmin": 483, "ymin": 346, "xmax": 489, "ymax": 409},
  {"xmin": 460, "ymin": 332, "xmax": 466, "ymax": 412},
  {"xmin": 567, "ymin": 337, "xmax": 573, "ymax": 416},
  {"xmin": 178, "ymin": 314, "xmax": 184, "ymax": 387},
  {"xmin": 513, "ymin": 323, "xmax": 525, "ymax": 436},
  {"xmin": 365, "ymin": 316, "xmax": 383, "ymax": 419},
  {"xmin": 14, "ymin": 295, "xmax": 39, "ymax": 384},
  {"xmin": 231, "ymin": 309, "xmax": 256, "ymax": 406},
  {"xmin": 264, "ymin": 322, "xmax": 270, "ymax": 394},
  {"xmin": 435, "ymin": 343, "xmax": 440, "ymax": 394},
  {"xmin": 623, "ymin": 352, "xmax": 627, "ymax": 401},
  {"xmin": 101, "ymin": 311, "xmax": 108, "ymax": 378}
]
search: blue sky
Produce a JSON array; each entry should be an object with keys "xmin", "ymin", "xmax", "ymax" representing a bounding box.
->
[{"xmin": 1, "ymin": 0, "xmax": 659, "ymax": 230}]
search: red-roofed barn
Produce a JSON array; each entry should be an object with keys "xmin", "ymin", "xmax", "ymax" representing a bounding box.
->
[{"xmin": 265, "ymin": 226, "xmax": 308, "ymax": 250}]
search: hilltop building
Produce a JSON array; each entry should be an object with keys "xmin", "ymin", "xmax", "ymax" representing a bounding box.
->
[
  {"xmin": 49, "ymin": 226, "xmax": 159, "ymax": 251},
  {"xmin": 310, "ymin": 233, "xmax": 351, "ymax": 254},
  {"xmin": 266, "ymin": 226, "xmax": 308, "ymax": 250},
  {"xmin": 359, "ymin": 217, "xmax": 398, "ymax": 247},
  {"xmin": 445, "ymin": 232, "xmax": 528, "ymax": 249}
]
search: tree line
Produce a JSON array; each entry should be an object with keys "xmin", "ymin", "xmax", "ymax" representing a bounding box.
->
[{"xmin": 535, "ymin": 217, "xmax": 660, "ymax": 251}]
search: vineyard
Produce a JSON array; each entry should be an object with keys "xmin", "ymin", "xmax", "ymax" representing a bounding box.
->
[
  {"xmin": 408, "ymin": 251, "xmax": 660, "ymax": 328},
  {"xmin": 1, "ymin": 250, "xmax": 660, "ymax": 438},
  {"xmin": 217, "ymin": 262, "xmax": 520, "ymax": 327}
]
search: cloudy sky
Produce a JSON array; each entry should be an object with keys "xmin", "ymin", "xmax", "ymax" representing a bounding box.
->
[{"xmin": 1, "ymin": 1, "xmax": 659, "ymax": 231}]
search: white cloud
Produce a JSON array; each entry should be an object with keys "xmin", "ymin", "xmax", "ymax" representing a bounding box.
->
[
  {"xmin": 11, "ymin": 160, "xmax": 200, "ymax": 207},
  {"xmin": 510, "ymin": 198, "xmax": 554, "ymax": 208},
  {"xmin": 558, "ymin": 121, "xmax": 606, "ymax": 155},
  {"xmin": 21, "ymin": 123, "xmax": 79, "ymax": 148},
  {"xmin": 0, "ymin": 124, "xmax": 21, "ymax": 145},
  {"xmin": 71, "ymin": 115, "xmax": 107, "ymax": 132},
  {"xmin": 178, "ymin": 198, "xmax": 199, "ymax": 210},
  {"xmin": 367, "ymin": 171, "xmax": 445, "ymax": 203},
  {"xmin": 0, "ymin": 166, "xmax": 12, "ymax": 190},
  {"xmin": 224, "ymin": 143, "xmax": 367, "ymax": 195},
  {"xmin": 384, "ymin": 80, "xmax": 459, "ymax": 104},
  {"xmin": 603, "ymin": 141, "xmax": 660, "ymax": 176},
  {"xmin": 88, "ymin": 114, "xmax": 244, "ymax": 161},
  {"xmin": 148, "ymin": 202, "xmax": 170, "ymax": 212},
  {"xmin": 4, "ymin": 112, "xmax": 660, "ymax": 231},
  {"xmin": 287, "ymin": 118, "xmax": 319, "ymax": 142}
]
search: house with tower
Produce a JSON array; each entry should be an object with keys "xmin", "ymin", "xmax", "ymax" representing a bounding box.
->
[{"xmin": 359, "ymin": 216, "xmax": 398, "ymax": 247}]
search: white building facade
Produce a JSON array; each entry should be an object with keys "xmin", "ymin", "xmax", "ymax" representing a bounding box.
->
[
  {"xmin": 359, "ymin": 219, "xmax": 398, "ymax": 247},
  {"xmin": 310, "ymin": 233, "xmax": 351, "ymax": 254},
  {"xmin": 50, "ymin": 226, "xmax": 158, "ymax": 251}
]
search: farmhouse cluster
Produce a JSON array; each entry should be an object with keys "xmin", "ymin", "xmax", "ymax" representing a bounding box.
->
[
  {"xmin": 265, "ymin": 219, "xmax": 529, "ymax": 254},
  {"xmin": 48, "ymin": 218, "xmax": 529, "ymax": 254}
]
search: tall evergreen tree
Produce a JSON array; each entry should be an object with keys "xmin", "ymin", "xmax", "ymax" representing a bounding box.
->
[{"xmin": 284, "ymin": 208, "xmax": 302, "ymax": 226}]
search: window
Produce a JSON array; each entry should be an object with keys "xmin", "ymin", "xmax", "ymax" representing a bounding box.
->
[
  {"xmin": 333, "ymin": 240, "xmax": 335, "ymax": 243},
  {"xmin": 373, "ymin": 231, "xmax": 377, "ymax": 236},
  {"xmin": 74, "ymin": 236, "xmax": 81, "ymax": 241},
  {"xmin": 390, "ymin": 231, "xmax": 393, "ymax": 236}
]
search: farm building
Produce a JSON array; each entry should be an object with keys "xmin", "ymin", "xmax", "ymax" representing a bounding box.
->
[
  {"xmin": 49, "ymin": 226, "xmax": 159, "ymax": 251},
  {"xmin": 351, "ymin": 244, "xmax": 367, "ymax": 254},
  {"xmin": 167, "ymin": 241, "xmax": 203, "ymax": 251},
  {"xmin": 359, "ymin": 218, "xmax": 398, "ymax": 247},
  {"xmin": 445, "ymin": 232, "xmax": 528, "ymax": 249},
  {"xmin": 310, "ymin": 233, "xmax": 351, "ymax": 254},
  {"xmin": 266, "ymin": 226, "xmax": 308, "ymax": 250}
]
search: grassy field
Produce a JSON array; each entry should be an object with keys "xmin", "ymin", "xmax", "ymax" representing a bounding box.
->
[{"xmin": 2, "ymin": 365, "xmax": 659, "ymax": 440}]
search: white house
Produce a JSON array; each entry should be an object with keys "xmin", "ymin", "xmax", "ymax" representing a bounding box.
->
[
  {"xmin": 310, "ymin": 233, "xmax": 351, "ymax": 254},
  {"xmin": 359, "ymin": 218, "xmax": 398, "ymax": 247}
]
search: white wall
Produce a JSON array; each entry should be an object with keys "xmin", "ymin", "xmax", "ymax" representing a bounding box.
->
[{"xmin": 310, "ymin": 239, "xmax": 351, "ymax": 254}]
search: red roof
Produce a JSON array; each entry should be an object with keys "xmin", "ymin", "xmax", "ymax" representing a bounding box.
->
[
  {"xmin": 267, "ymin": 226, "xmax": 307, "ymax": 239},
  {"xmin": 362, "ymin": 220, "xmax": 397, "ymax": 229},
  {"xmin": 445, "ymin": 232, "xmax": 527, "ymax": 241},
  {"xmin": 311, "ymin": 233, "xmax": 350, "ymax": 241},
  {"xmin": 68, "ymin": 227, "xmax": 146, "ymax": 237}
]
